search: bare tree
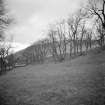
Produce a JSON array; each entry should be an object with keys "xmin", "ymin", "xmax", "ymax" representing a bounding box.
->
[
  {"xmin": 87, "ymin": 0, "xmax": 105, "ymax": 45},
  {"xmin": 68, "ymin": 28, "xmax": 73, "ymax": 57},
  {"xmin": 0, "ymin": 43, "xmax": 13, "ymax": 71},
  {"xmin": 37, "ymin": 39, "xmax": 50, "ymax": 62},
  {"xmin": 48, "ymin": 27, "xmax": 59, "ymax": 62},
  {"xmin": 55, "ymin": 20, "xmax": 67, "ymax": 61},
  {"xmin": 0, "ymin": 0, "xmax": 14, "ymax": 72},
  {"xmin": 67, "ymin": 8, "xmax": 89, "ymax": 57},
  {"xmin": 79, "ymin": 22, "xmax": 87, "ymax": 54},
  {"xmin": 48, "ymin": 20, "xmax": 68, "ymax": 62},
  {"xmin": 67, "ymin": 13, "xmax": 82, "ymax": 55},
  {"xmin": 85, "ymin": 31, "xmax": 92, "ymax": 52},
  {"xmin": 95, "ymin": 20, "xmax": 105, "ymax": 46}
]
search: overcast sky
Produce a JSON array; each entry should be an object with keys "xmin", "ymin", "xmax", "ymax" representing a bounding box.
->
[{"xmin": 7, "ymin": 0, "xmax": 86, "ymax": 46}]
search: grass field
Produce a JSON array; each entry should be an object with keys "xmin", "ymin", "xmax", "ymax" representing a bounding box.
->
[{"xmin": 0, "ymin": 47, "xmax": 105, "ymax": 105}]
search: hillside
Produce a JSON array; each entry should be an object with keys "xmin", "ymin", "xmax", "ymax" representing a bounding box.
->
[{"xmin": 0, "ymin": 46, "xmax": 105, "ymax": 105}]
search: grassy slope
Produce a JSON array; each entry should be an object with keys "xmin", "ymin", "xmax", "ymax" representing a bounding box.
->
[{"xmin": 0, "ymin": 47, "xmax": 105, "ymax": 105}]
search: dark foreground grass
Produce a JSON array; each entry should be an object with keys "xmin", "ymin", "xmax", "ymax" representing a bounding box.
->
[{"xmin": 0, "ymin": 47, "xmax": 105, "ymax": 105}]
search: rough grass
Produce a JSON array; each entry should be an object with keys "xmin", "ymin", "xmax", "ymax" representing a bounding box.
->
[{"xmin": 0, "ymin": 47, "xmax": 105, "ymax": 105}]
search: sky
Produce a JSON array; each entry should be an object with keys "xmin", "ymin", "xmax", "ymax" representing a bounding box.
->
[{"xmin": 7, "ymin": 0, "xmax": 86, "ymax": 51}]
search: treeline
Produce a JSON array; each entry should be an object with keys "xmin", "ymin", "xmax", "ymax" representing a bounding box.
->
[
  {"xmin": 21, "ymin": 0, "xmax": 105, "ymax": 64},
  {"xmin": 21, "ymin": 9, "xmax": 97, "ymax": 64}
]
